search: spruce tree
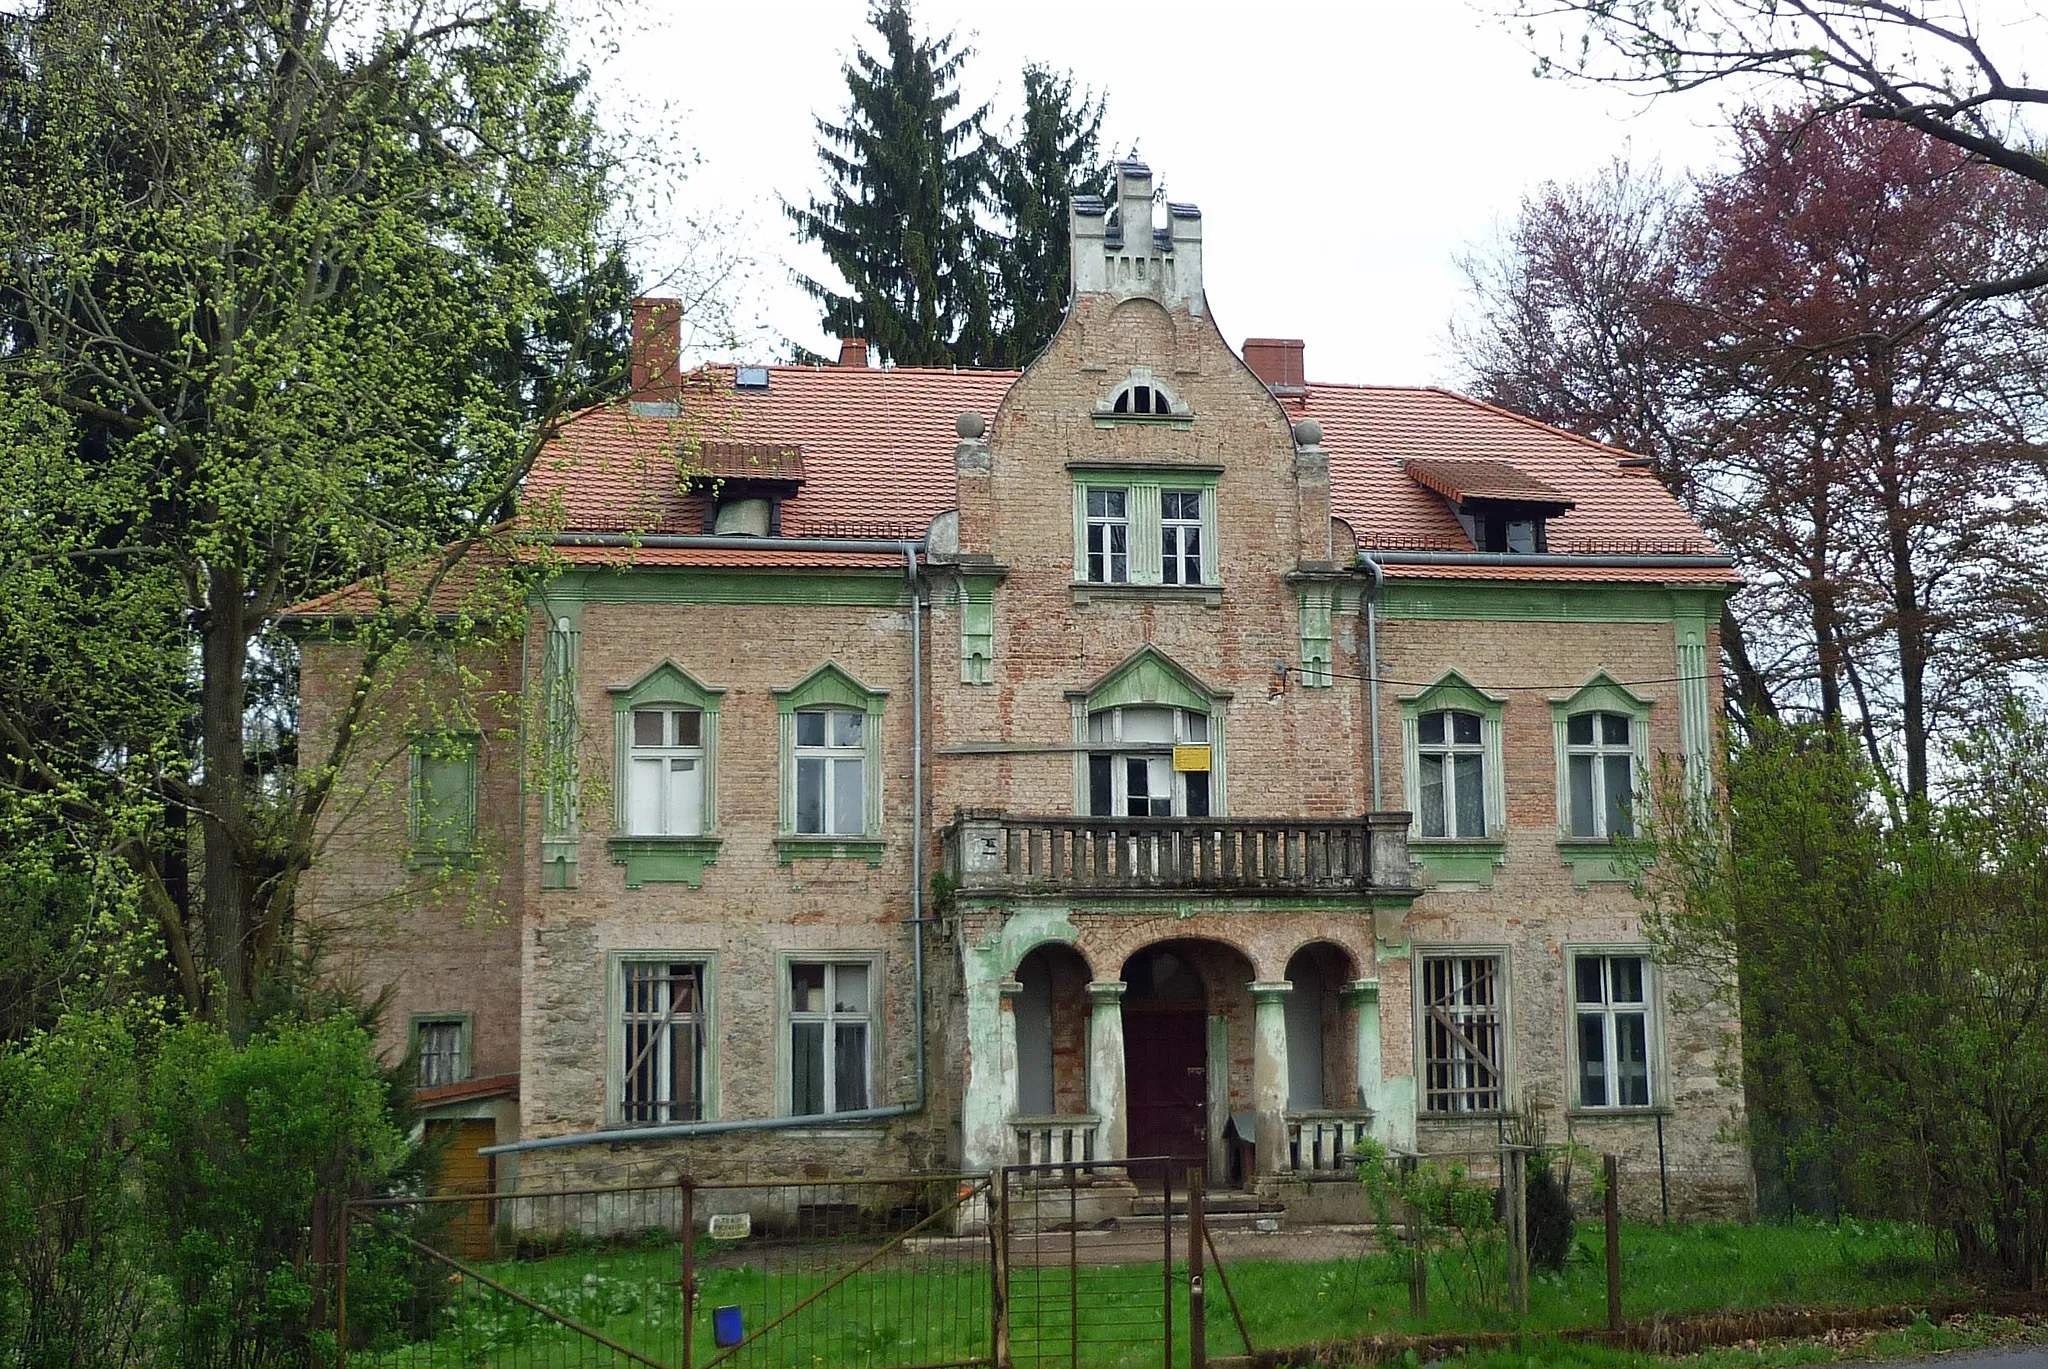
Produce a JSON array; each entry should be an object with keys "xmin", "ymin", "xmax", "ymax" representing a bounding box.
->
[
  {"xmin": 988, "ymin": 65, "xmax": 1110, "ymax": 366},
  {"xmin": 787, "ymin": 1, "xmax": 993, "ymax": 367}
]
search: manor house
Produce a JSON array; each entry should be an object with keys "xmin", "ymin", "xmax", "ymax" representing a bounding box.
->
[{"xmin": 295, "ymin": 160, "xmax": 1752, "ymax": 1221}]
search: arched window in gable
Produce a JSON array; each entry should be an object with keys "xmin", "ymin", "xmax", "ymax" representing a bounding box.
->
[{"xmin": 1095, "ymin": 366, "xmax": 1189, "ymax": 420}]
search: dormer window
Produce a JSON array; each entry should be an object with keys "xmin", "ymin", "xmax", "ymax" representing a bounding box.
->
[
  {"xmin": 1095, "ymin": 367, "xmax": 1188, "ymax": 421},
  {"xmin": 1402, "ymin": 457, "xmax": 1575, "ymax": 555}
]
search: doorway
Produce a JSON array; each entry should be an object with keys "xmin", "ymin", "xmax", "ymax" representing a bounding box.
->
[{"xmin": 1122, "ymin": 945, "xmax": 1208, "ymax": 1187}]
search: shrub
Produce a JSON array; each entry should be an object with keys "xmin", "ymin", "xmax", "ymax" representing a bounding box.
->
[
  {"xmin": 1525, "ymin": 1151, "xmax": 1576, "ymax": 1273},
  {"xmin": 139, "ymin": 1013, "xmax": 407, "ymax": 1369},
  {"xmin": 0, "ymin": 1012, "xmax": 155, "ymax": 1369}
]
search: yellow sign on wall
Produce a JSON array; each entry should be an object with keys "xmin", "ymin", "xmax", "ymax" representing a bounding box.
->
[{"xmin": 1172, "ymin": 745, "xmax": 1212, "ymax": 773}]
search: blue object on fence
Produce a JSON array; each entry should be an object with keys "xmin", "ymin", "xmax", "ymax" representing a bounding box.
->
[{"xmin": 713, "ymin": 1305, "xmax": 744, "ymax": 1348}]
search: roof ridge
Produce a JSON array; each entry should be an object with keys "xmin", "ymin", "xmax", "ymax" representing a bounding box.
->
[{"xmin": 1414, "ymin": 386, "xmax": 1654, "ymax": 465}]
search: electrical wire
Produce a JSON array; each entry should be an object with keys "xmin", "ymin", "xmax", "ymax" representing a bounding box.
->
[{"xmin": 1290, "ymin": 661, "xmax": 1709, "ymax": 693}]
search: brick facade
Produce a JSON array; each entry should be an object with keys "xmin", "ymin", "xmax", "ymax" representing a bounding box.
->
[{"xmin": 297, "ymin": 159, "xmax": 1751, "ymax": 1218}]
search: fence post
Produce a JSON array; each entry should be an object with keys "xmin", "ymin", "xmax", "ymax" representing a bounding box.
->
[
  {"xmin": 679, "ymin": 1179, "xmax": 696, "ymax": 1369},
  {"xmin": 1160, "ymin": 1166, "xmax": 1173, "ymax": 1369},
  {"xmin": 1604, "ymin": 1153, "xmax": 1622, "ymax": 1334},
  {"xmin": 1504, "ymin": 1145, "xmax": 1529, "ymax": 1319},
  {"xmin": 992, "ymin": 1170, "xmax": 1011, "ymax": 1369},
  {"xmin": 1188, "ymin": 1167, "xmax": 1207, "ymax": 1369},
  {"xmin": 309, "ymin": 1190, "xmax": 331, "ymax": 1349},
  {"xmin": 334, "ymin": 1199, "xmax": 349, "ymax": 1369}
]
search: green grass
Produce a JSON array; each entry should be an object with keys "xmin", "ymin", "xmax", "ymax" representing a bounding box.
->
[
  {"xmin": 349, "ymin": 1218, "xmax": 1972, "ymax": 1369},
  {"xmin": 1429, "ymin": 1312, "xmax": 2048, "ymax": 1369}
]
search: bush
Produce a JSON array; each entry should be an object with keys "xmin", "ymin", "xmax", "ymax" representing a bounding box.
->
[
  {"xmin": 0, "ymin": 1012, "xmax": 155, "ymax": 1369},
  {"xmin": 139, "ymin": 1013, "xmax": 407, "ymax": 1369},
  {"xmin": 1525, "ymin": 1152, "xmax": 1576, "ymax": 1273}
]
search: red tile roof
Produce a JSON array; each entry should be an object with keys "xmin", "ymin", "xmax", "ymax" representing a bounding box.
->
[
  {"xmin": 292, "ymin": 360, "xmax": 1735, "ymax": 617},
  {"xmin": 525, "ymin": 365, "xmax": 1018, "ymax": 541}
]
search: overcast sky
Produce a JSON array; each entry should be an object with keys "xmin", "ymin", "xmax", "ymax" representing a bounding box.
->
[{"xmin": 586, "ymin": 1, "xmax": 1973, "ymax": 386}]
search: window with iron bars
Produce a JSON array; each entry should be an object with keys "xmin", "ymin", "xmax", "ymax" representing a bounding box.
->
[
  {"xmin": 1421, "ymin": 954, "xmax": 1503, "ymax": 1113},
  {"xmin": 620, "ymin": 961, "xmax": 706, "ymax": 1124}
]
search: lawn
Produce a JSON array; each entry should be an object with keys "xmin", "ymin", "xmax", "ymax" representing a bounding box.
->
[{"xmin": 345, "ymin": 1217, "xmax": 1970, "ymax": 1369}]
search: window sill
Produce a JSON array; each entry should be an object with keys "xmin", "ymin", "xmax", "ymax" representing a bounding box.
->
[
  {"xmin": 1555, "ymin": 838, "xmax": 1643, "ymax": 889},
  {"xmin": 1565, "ymin": 1105, "xmax": 1671, "ymax": 1120},
  {"xmin": 775, "ymin": 836, "xmax": 886, "ymax": 867},
  {"xmin": 407, "ymin": 849, "xmax": 478, "ymax": 876},
  {"xmin": 1418, "ymin": 1111, "xmax": 1508, "ymax": 1125},
  {"xmin": 1089, "ymin": 412, "xmax": 1192, "ymax": 430},
  {"xmin": 607, "ymin": 835, "xmax": 722, "ymax": 889},
  {"xmin": 1070, "ymin": 582, "xmax": 1222, "ymax": 608},
  {"xmin": 1408, "ymin": 837, "xmax": 1507, "ymax": 890}
]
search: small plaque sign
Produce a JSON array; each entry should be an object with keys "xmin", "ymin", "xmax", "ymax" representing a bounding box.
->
[
  {"xmin": 707, "ymin": 1213, "xmax": 752, "ymax": 1240},
  {"xmin": 1172, "ymin": 745, "xmax": 1212, "ymax": 773}
]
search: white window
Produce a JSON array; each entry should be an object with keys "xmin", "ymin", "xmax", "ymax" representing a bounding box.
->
[
  {"xmin": 415, "ymin": 1018, "xmax": 467, "ymax": 1087},
  {"xmin": 789, "ymin": 961, "xmax": 872, "ymax": 1115},
  {"xmin": 794, "ymin": 709, "xmax": 866, "ymax": 836},
  {"xmin": 1566, "ymin": 712, "xmax": 1636, "ymax": 838},
  {"xmin": 620, "ymin": 961, "xmax": 706, "ymax": 1124},
  {"xmin": 1084, "ymin": 487, "xmax": 1129, "ymax": 584},
  {"xmin": 1086, "ymin": 705, "xmax": 1211, "ymax": 817},
  {"xmin": 626, "ymin": 707, "xmax": 704, "ymax": 836},
  {"xmin": 1161, "ymin": 489, "xmax": 1203, "ymax": 586},
  {"xmin": 1574, "ymin": 953, "xmax": 1652, "ymax": 1109},
  {"xmin": 1421, "ymin": 954, "xmax": 1503, "ymax": 1114},
  {"xmin": 1417, "ymin": 710, "xmax": 1486, "ymax": 838}
]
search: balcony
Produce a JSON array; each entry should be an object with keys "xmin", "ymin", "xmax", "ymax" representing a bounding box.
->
[{"xmin": 943, "ymin": 811, "xmax": 1413, "ymax": 897}]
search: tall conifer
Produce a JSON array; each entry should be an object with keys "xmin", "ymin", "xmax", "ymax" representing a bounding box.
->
[
  {"xmin": 988, "ymin": 65, "xmax": 1110, "ymax": 366},
  {"xmin": 787, "ymin": 1, "xmax": 993, "ymax": 367}
]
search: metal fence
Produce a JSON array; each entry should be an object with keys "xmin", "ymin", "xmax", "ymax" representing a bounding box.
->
[{"xmin": 316, "ymin": 1152, "xmax": 1993, "ymax": 1369}]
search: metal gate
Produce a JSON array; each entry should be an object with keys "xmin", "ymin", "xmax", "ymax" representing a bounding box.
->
[
  {"xmin": 332, "ymin": 1174, "xmax": 994, "ymax": 1369},
  {"xmin": 995, "ymin": 1159, "xmax": 1221, "ymax": 1369}
]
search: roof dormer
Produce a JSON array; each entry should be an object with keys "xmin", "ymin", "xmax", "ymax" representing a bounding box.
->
[{"xmin": 1404, "ymin": 457, "xmax": 1576, "ymax": 554}]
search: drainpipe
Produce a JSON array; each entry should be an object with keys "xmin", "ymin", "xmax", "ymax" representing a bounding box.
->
[
  {"xmin": 1360, "ymin": 553, "xmax": 1384, "ymax": 811},
  {"xmin": 484, "ymin": 533, "xmax": 930, "ymax": 1158},
  {"xmin": 904, "ymin": 545, "xmax": 927, "ymax": 1108}
]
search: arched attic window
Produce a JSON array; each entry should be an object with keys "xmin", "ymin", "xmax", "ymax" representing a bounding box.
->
[{"xmin": 1095, "ymin": 367, "xmax": 1188, "ymax": 420}]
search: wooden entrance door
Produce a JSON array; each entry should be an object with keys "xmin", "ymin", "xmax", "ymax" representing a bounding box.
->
[
  {"xmin": 426, "ymin": 1119, "xmax": 497, "ymax": 1260},
  {"xmin": 1123, "ymin": 1009, "xmax": 1207, "ymax": 1187}
]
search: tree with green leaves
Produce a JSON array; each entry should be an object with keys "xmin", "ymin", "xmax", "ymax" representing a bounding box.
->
[
  {"xmin": 1640, "ymin": 710, "xmax": 2048, "ymax": 1283},
  {"xmin": 0, "ymin": 0, "xmax": 684, "ymax": 1034},
  {"xmin": 987, "ymin": 64, "xmax": 1111, "ymax": 366},
  {"xmin": 787, "ymin": 0, "xmax": 996, "ymax": 367}
]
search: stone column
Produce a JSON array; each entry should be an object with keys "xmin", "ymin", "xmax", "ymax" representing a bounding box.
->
[
  {"xmin": 1346, "ymin": 977, "xmax": 1382, "ymax": 1110},
  {"xmin": 1249, "ymin": 981, "xmax": 1293, "ymax": 1176},
  {"xmin": 996, "ymin": 980, "xmax": 1023, "ymax": 1165},
  {"xmin": 961, "ymin": 970, "xmax": 1018, "ymax": 1172},
  {"xmin": 1086, "ymin": 981, "xmax": 1128, "ymax": 1163}
]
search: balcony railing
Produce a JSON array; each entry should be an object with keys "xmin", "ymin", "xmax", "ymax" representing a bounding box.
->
[
  {"xmin": 1012, "ymin": 1114, "xmax": 1099, "ymax": 1167},
  {"xmin": 944, "ymin": 812, "xmax": 1412, "ymax": 896},
  {"xmin": 1287, "ymin": 1109, "xmax": 1374, "ymax": 1176}
]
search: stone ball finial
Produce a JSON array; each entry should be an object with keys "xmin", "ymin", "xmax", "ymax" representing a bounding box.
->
[
  {"xmin": 1293, "ymin": 417, "xmax": 1323, "ymax": 446},
  {"xmin": 956, "ymin": 411, "xmax": 987, "ymax": 440}
]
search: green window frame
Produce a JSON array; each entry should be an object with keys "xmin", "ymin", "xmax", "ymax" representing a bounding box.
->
[
  {"xmin": 778, "ymin": 951, "xmax": 883, "ymax": 1117},
  {"xmin": 1398, "ymin": 672, "xmax": 1507, "ymax": 889},
  {"xmin": 1551, "ymin": 673, "xmax": 1653, "ymax": 887},
  {"xmin": 606, "ymin": 661, "xmax": 725, "ymax": 888},
  {"xmin": 1070, "ymin": 470, "xmax": 1219, "ymax": 587},
  {"xmin": 606, "ymin": 951, "xmax": 719, "ymax": 1126},
  {"xmin": 408, "ymin": 1012, "xmax": 472, "ymax": 1088},
  {"xmin": 407, "ymin": 732, "xmax": 478, "ymax": 867},
  {"xmin": 774, "ymin": 663, "xmax": 887, "ymax": 863}
]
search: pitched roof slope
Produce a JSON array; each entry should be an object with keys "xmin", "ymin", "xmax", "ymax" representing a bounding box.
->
[
  {"xmin": 310, "ymin": 364, "xmax": 1731, "ymax": 599},
  {"xmin": 525, "ymin": 365, "xmax": 1018, "ymax": 543}
]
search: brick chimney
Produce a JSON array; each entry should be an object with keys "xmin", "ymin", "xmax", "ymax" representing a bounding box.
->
[
  {"xmin": 1244, "ymin": 338, "xmax": 1306, "ymax": 395},
  {"xmin": 837, "ymin": 337, "xmax": 870, "ymax": 369},
  {"xmin": 629, "ymin": 297, "xmax": 682, "ymax": 400}
]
